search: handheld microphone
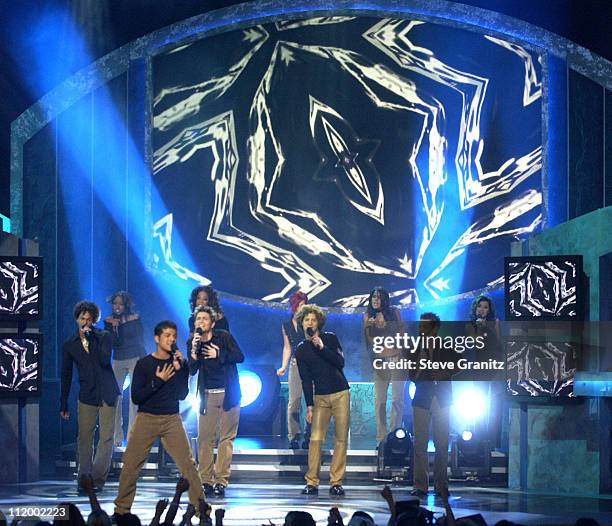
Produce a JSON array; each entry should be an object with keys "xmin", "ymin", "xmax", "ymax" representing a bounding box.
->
[
  {"xmin": 170, "ymin": 343, "xmax": 178, "ymax": 355},
  {"xmin": 83, "ymin": 326, "xmax": 93, "ymax": 339},
  {"xmin": 306, "ymin": 327, "xmax": 315, "ymax": 338},
  {"xmin": 196, "ymin": 328, "xmax": 203, "ymax": 336}
]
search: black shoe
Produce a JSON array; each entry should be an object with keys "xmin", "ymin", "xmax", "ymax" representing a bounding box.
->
[
  {"xmin": 213, "ymin": 483, "xmax": 226, "ymax": 497},
  {"xmin": 301, "ymin": 484, "xmax": 318, "ymax": 495},
  {"xmin": 110, "ymin": 513, "xmax": 123, "ymax": 525},
  {"xmin": 289, "ymin": 439, "xmax": 300, "ymax": 449},
  {"xmin": 329, "ymin": 485, "xmax": 345, "ymax": 496},
  {"xmin": 410, "ymin": 488, "xmax": 428, "ymax": 498},
  {"xmin": 203, "ymin": 483, "xmax": 214, "ymax": 496}
]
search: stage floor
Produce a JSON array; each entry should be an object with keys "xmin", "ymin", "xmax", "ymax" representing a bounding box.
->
[{"xmin": 1, "ymin": 481, "xmax": 612, "ymax": 526}]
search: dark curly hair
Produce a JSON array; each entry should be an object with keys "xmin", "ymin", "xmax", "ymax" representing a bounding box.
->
[
  {"xmin": 189, "ymin": 285, "xmax": 223, "ymax": 316},
  {"xmin": 295, "ymin": 304, "xmax": 326, "ymax": 330},
  {"xmin": 73, "ymin": 300, "xmax": 100, "ymax": 323},
  {"xmin": 107, "ymin": 290, "xmax": 135, "ymax": 315},
  {"xmin": 470, "ymin": 295, "xmax": 496, "ymax": 321}
]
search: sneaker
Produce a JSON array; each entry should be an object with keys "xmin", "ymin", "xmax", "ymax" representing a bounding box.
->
[
  {"xmin": 203, "ymin": 483, "xmax": 214, "ymax": 496},
  {"xmin": 289, "ymin": 439, "xmax": 300, "ymax": 449},
  {"xmin": 329, "ymin": 485, "xmax": 345, "ymax": 496},
  {"xmin": 410, "ymin": 488, "xmax": 428, "ymax": 498},
  {"xmin": 213, "ymin": 484, "xmax": 226, "ymax": 497},
  {"xmin": 301, "ymin": 484, "xmax": 318, "ymax": 495}
]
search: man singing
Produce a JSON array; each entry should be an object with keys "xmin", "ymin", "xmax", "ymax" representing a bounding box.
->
[
  {"xmin": 295, "ymin": 304, "xmax": 349, "ymax": 496},
  {"xmin": 114, "ymin": 320, "xmax": 203, "ymax": 516},
  {"xmin": 60, "ymin": 300, "xmax": 120, "ymax": 493},
  {"xmin": 189, "ymin": 305, "xmax": 244, "ymax": 497}
]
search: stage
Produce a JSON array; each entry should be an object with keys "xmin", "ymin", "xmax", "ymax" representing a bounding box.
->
[{"xmin": 1, "ymin": 480, "xmax": 612, "ymax": 526}]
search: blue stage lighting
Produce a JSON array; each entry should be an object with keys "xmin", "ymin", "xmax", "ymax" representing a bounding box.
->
[
  {"xmin": 462, "ymin": 430, "xmax": 473, "ymax": 441},
  {"xmin": 122, "ymin": 376, "xmax": 131, "ymax": 391},
  {"xmin": 408, "ymin": 381, "xmax": 416, "ymax": 400},
  {"xmin": 455, "ymin": 389, "xmax": 486, "ymax": 420},
  {"xmin": 239, "ymin": 370, "xmax": 263, "ymax": 408},
  {"xmin": 394, "ymin": 428, "xmax": 407, "ymax": 439}
]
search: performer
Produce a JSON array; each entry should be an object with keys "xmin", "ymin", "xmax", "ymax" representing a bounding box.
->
[
  {"xmin": 276, "ymin": 291, "xmax": 311, "ymax": 449},
  {"xmin": 114, "ymin": 320, "xmax": 203, "ymax": 515},
  {"xmin": 187, "ymin": 286, "xmax": 229, "ymax": 336},
  {"xmin": 296, "ymin": 304, "xmax": 349, "ymax": 496},
  {"xmin": 103, "ymin": 291, "xmax": 146, "ymax": 446},
  {"xmin": 60, "ymin": 300, "xmax": 120, "ymax": 492},
  {"xmin": 410, "ymin": 312, "xmax": 452, "ymax": 499},
  {"xmin": 466, "ymin": 294, "xmax": 503, "ymax": 446},
  {"xmin": 363, "ymin": 287, "xmax": 406, "ymax": 446},
  {"xmin": 189, "ymin": 305, "xmax": 244, "ymax": 497}
]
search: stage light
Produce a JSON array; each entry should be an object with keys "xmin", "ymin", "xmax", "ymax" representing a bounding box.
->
[
  {"xmin": 462, "ymin": 430, "xmax": 473, "ymax": 441},
  {"xmin": 237, "ymin": 365, "xmax": 280, "ymax": 436},
  {"xmin": 451, "ymin": 435, "xmax": 491, "ymax": 480},
  {"xmin": 190, "ymin": 394, "xmax": 200, "ymax": 413},
  {"xmin": 408, "ymin": 381, "xmax": 416, "ymax": 400},
  {"xmin": 455, "ymin": 389, "xmax": 486, "ymax": 419},
  {"xmin": 238, "ymin": 370, "xmax": 263, "ymax": 408},
  {"xmin": 377, "ymin": 428, "xmax": 412, "ymax": 481}
]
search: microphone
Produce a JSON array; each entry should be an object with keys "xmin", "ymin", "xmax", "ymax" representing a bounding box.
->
[
  {"xmin": 170, "ymin": 343, "xmax": 179, "ymax": 356},
  {"xmin": 83, "ymin": 326, "xmax": 93, "ymax": 339},
  {"xmin": 306, "ymin": 327, "xmax": 315, "ymax": 338},
  {"xmin": 196, "ymin": 328, "xmax": 203, "ymax": 336}
]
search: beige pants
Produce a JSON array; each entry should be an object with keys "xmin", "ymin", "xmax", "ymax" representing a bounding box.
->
[
  {"xmin": 114, "ymin": 412, "xmax": 203, "ymax": 514},
  {"xmin": 112, "ymin": 357, "xmax": 139, "ymax": 444},
  {"xmin": 198, "ymin": 391, "xmax": 240, "ymax": 486},
  {"xmin": 77, "ymin": 401, "xmax": 116, "ymax": 488},
  {"xmin": 306, "ymin": 389, "xmax": 350, "ymax": 487},
  {"xmin": 412, "ymin": 397, "xmax": 450, "ymax": 492},
  {"xmin": 287, "ymin": 358, "xmax": 304, "ymax": 440},
  {"xmin": 373, "ymin": 357, "xmax": 406, "ymax": 443}
]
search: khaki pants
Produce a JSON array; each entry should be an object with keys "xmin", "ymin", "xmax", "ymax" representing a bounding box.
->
[
  {"xmin": 114, "ymin": 413, "xmax": 203, "ymax": 514},
  {"xmin": 287, "ymin": 358, "xmax": 306, "ymax": 440},
  {"xmin": 373, "ymin": 357, "xmax": 406, "ymax": 443},
  {"xmin": 112, "ymin": 357, "xmax": 139, "ymax": 444},
  {"xmin": 306, "ymin": 389, "xmax": 350, "ymax": 487},
  {"xmin": 77, "ymin": 401, "xmax": 116, "ymax": 488},
  {"xmin": 412, "ymin": 397, "xmax": 449, "ymax": 493},
  {"xmin": 198, "ymin": 392, "xmax": 240, "ymax": 486}
]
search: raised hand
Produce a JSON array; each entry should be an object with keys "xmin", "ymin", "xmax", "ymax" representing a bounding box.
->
[
  {"xmin": 179, "ymin": 504, "xmax": 196, "ymax": 526},
  {"xmin": 176, "ymin": 477, "xmax": 190, "ymax": 494},
  {"xmin": 156, "ymin": 363, "xmax": 176, "ymax": 382},
  {"xmin": 155, "ymin": 499, "xmax": 169, "ymax": 517},
  {"xmin": 214, "ymin": 508, "xmax": 225, "ymax": 526}
]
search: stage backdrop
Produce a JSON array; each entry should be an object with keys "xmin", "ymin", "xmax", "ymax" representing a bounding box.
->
[{"xmin": 150, "ymin": 16, "xmax": 542, "ymax": 308}]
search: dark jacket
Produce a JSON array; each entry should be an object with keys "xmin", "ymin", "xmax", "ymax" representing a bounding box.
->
[
  {"xmin": 103, "ymin": 315, "xmax": 146, "ymax": 360},
  {"xmin": 188, "ymin": 330, "xmax": 244, "ymax": 412},
  {"xmin": 60, "ymin": 328, "xmax": 120, "ymax": 412}
]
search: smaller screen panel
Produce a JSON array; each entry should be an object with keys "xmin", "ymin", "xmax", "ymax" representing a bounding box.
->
[
  {"xmin": 0, "ymin": 256, "xmax": 43, "ymax": 320},
  {"xmin": 504, "ymin": 256, "xmax": 583, "ymax": 320},
  {"xmin": 0, "ymin": 335, "xmax": 42, "ymax": 396},
  {"xmin": 506, "ymin": 338, "xmax": 577, "ymax": 397}
]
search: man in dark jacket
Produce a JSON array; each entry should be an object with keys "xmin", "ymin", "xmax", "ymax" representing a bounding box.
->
[
  {"xmin": 60, "ymin": 300, "xmax": 120, "ymax": 492},
  {"xmin": 189, "ymin": 305, "xmax": 244, "ymax": 497}
]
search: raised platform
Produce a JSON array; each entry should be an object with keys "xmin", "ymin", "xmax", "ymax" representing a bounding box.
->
[{"xmin": 55, "ymin": 436, "xmax": 508, "ymax": 485}]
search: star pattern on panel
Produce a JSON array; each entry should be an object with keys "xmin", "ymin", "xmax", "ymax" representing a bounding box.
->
[
  {"xmin": 507, "ymin": 260, "xmax": 579, "ymax": 318},
  {"xmin": 0, "ymin": 261, "xmax": 40, "ymax": 316},
  {"xmin": 151, "ymin": 17, "xmax": 543, "ymax": 306},
  {"xmin": 0, "ymin": 337, "xmax": 39, "ymax": 392},
  {"xmin": 363, "ymin": 19, "xmax": 542, "ymax": 210},
  {"xmin": 310, "ymin": 96, "xmax": 384, "ymax": 224}
]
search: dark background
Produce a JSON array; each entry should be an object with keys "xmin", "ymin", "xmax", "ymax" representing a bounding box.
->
[{"xmin": 0, "ymin": 0, "xmax": 611, "ymax": 222}]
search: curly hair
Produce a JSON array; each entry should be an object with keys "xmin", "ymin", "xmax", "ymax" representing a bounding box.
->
[
  {"xmin": 295, "ymin": 304, "xmax": 326, "ymax": 330},
  {"xmin": 192, "ymin": 305, "xmax": 217, "ymax": 322},
  {"xmin": 107, "ymin": 290, "xmax": 134, "ymax": 314},
  {"xmin": 289, "ymin": 291, "xmax": 308, "ymax": 314},
  {"xmin": 469, "ymin": 295, "xmax": 496, "ymax": 321},
  {"xmin": 73, "ymin": 300, "xmax": 101, "ymax": 323},
  {"xmin": 189, "ymin": 285, "xmax": 223, "ymax": 315}
]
